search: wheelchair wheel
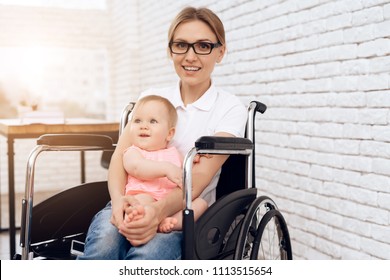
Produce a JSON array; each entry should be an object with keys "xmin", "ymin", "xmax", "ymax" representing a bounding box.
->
[
  {"xmin": 234, "ymin": 196, "xmax": 277, "ymax": 259},
  {"xmin": 251, "ymin": 209, "xmax": 292, "ymax": 260}
]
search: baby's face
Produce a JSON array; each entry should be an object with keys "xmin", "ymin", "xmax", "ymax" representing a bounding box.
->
[{"xmin": 129, "ymin": 101, "xmax": 174, "ymax": 151}]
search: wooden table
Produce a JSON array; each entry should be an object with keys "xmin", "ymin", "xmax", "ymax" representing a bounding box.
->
[{"xmin": 0, "ymin": 118, "xmax": 119, "ymax": 259}]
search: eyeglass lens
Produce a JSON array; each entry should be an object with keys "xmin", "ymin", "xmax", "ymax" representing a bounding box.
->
[{"xmin": 170, "ymin": 42, "xmax": 215, "ymax": 54}]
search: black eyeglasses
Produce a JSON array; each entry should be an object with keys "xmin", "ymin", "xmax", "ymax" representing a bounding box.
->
[{"xmin": 169, "ymin": 41, "xmax": 222, "ymax": 55}]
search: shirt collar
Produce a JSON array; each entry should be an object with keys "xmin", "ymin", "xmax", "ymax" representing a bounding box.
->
[{"xmin": 173, "ymin": 81, "xmax": 218, "ymax": 111}]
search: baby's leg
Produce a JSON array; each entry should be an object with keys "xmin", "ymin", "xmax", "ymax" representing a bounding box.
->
[
  {"xmin": 125, "ymin": 194, "xmax": 155, "ymax": 223},
  {"xmin": 158, "ymin": 197, "xmax": 208, "ymax": 233}
]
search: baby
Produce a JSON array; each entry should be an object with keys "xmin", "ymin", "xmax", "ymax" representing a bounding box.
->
[{"xmin": 122, "ymin": 95, "xmax": 207, "ymax": 232}]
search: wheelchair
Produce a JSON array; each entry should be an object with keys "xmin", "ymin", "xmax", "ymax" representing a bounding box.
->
[{"xmin": 16, "ymin": 100, "xmax": 293, "ymax": 260}]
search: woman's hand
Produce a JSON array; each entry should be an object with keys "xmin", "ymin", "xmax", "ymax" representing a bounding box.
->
[
  {"xmin": 193, "ymin": 154, "xmax": 213, "ymax": 164},
  {"xmin": 110, "ymin": 195, "xmax": 140, "ymax": 228},
  {"xmin": 118, "ymin": 203, "xmax": 160, "ymax": 246}
]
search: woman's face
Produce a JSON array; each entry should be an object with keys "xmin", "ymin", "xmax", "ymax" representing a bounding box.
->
[{"xmin": 170, "ymin": 20, "xmax": 225, "ymax": 90}]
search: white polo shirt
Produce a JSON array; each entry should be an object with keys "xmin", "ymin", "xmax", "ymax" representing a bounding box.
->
[{"xmin": 139, "ymin": 82, "xmax": 247, "ymax": 205}]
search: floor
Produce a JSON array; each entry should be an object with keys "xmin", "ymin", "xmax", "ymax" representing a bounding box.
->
[
  {"xmin": 1, "ymin": 191, "xmax": 55, "ymax": 260},
  {"xmin": 0, "ymin": 229, "xmax": 20, "ymax": 259}
]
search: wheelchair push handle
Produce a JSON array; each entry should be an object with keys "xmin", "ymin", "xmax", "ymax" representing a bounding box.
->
[{"xmin": 251, "ymin": 100, "xmax": 267, "ymax": 114}]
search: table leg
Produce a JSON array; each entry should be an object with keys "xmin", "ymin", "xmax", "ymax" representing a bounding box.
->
[
  {"xmin": 81, "ymin": 151, "xmax": 85, "ymax": 184},
  {"xmin": 0, "ymin": 140, "xmax": 2, "ymax": 231},
  {"xmin": 7, "ymin": 137, "xmax": 16, "ymax": 259}
]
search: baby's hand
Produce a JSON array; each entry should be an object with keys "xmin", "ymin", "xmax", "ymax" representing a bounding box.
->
[{"xmin": 166, "ymin": 164, "xmax": 182, "ymax": 188}]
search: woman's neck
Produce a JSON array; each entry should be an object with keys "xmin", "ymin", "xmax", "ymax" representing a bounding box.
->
[{"xmin": 180, "ymin": 80, "xmax": 211, "ymax": 106}]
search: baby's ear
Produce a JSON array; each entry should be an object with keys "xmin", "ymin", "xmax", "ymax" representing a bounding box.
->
[{"xmin": 167, "ymin": 127, "xmax": 175, "ymax": 141}]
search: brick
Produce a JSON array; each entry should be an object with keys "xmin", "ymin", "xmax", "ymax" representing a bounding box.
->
[
  {"xmin": 332, "ymin": 228, "xmax": 361, "ymax": 250},
  {"xmin": 370, "ymin": 57, "xmax": 390, "ymax": 73},
  {"xmin": 316, "ymin": 123, "xmax": 345, "ymax": 138},
  {"xmin": 306, "ymin": 219, "xmax": 332, "ymax": 239},
  {"xmin": 375, "ymin": 20, "xmax": 390, "ymax": 37},
  {"xmin": 316, "ymin": 208, "xmax": 344, "ymax": 228},
  {"xmin": 327, "ymin": 13, "xmax": 352, "ymax": 31},
  {"xmin": 359, "ymin": 173, "xmax": 390, "ymax": 192},
  {"xmin": 360, "ymin": 140, "xmax": 390, "ymax": 158},
  {"xmin": 310, "ymin": 165, "xmax": 335, "ymax": 181},
  {"xmin": 331, "ymin": 108, "xmax": 360, "ymax": 123},
  {"xmin": 360, "ymin": 237, "xmax": 390, "ymax": 259},
  {"xmin": 372, "ymin": 158, "xmax": 390, "ymax": 176},
  {"xmin": 316, "ymin": 61, "xmax": 342, "ymax": 78},
  {"xmin": 344, "ymin": 24, "xmax": 377, "ymax": 43},
  {"xmin": 342, "ymin": 216, "xmax": 372, "ymax": 237},
  {"xmin": 385, "ymin": 3, "xmax": 390, "ymax": 19},
  {"xmin": 341, "ymin": 59, "xmax": 370, "ymax": 75},
  {"xmin": 306, "ymin": 246, "xmax": 332, "ymax": 259},
  {"xmin": 332, "ymin": 76, "xmax": 359, "ymax": 91},
  {"xmin": 372, "ymin": 125, "xmax": 390, "ymax": 141},
  {"xmin": 359, "ymin": 109, "xmax": 389, "ymax": 125},
  {"xmin": 328, "ymin": 92, "xmax": 367, "ymax": 108},
  {"xmin": 315, "ymin": 236, "xmax": 341, "ymax": 258},
  {"xmin": 341, "ymin": 247, "xmax": 375, "ymax": 259},
  {"xmin": 336, "ymin": 0, "xmax": 363, "ymax": 13},
  {"xmin": 377, "ymin": 192, "xmax": 390, "ymax": 214},
  {"xmin": 371, "ymin": 223, "xmax": 390, "ymax": 242},
  {"xmin": 348, "ymin": 185, "xmax": 378, "ymax": 206},
  {"xmin": 342, "ymin": 154, "xmax": 372, "ymax": 173},
  {"xmin": 322, "ymin": 181, "xmax": 348, "ymax": 198},
  {"xmin": 334, "ymin": 139, "xmax": 360, "ymax": 155},
  {"xmin": 352, "ymin": 7, "xmax": 384, "ymax": 26},
  {"xmin": 357, "ymin": 38, "xmax": 390, "ymax": 57},
  {"xmin": 343, "ymin": 123, "xmax": 373, "ymax": 140},
  {"xmin": 362, "ymin": 0, "xmax": 390, "ymax": 9}
]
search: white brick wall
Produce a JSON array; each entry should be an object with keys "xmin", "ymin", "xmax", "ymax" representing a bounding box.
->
[
  {"xmin": 0, "ymin": 0, "xmax": 388, "ymax": 260},
  {"xmin": 109, "ymin": 0, "xmax": 390, "ymax": 259}
]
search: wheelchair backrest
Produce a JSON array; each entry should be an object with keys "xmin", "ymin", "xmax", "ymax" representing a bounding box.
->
[{"xmin": 216, "ymin": 154, "xmax": 247, "ymax": 199}]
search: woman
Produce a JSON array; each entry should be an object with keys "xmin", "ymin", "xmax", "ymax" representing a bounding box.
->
[{"xmin": 78, "ymin": 6, "xmax": 247, "ymax": 260}]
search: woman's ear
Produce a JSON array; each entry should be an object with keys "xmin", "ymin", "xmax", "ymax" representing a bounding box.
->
[
  {"xmin": 216, "ymin": 45, "xmax": 226, "ymax": 63},
  {"xmin": 167, "ymin": 47, "xmax": 173, "ymax": 60}
]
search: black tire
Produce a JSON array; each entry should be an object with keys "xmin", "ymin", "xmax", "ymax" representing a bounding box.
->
[
  {"xmin": 234, "ymin": 196, "xmax": 277, "ymax": 259},
  {"xmin": 251, "ymin": 209, "xmax": 292, "ymax": 260}
]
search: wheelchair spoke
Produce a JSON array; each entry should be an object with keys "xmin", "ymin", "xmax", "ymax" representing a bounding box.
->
[
  {"xmin": 234, "ymin": 196, "xmax": 278, "ymax": 260},
  {"xmin": 252, "ymin": 209, "xmax": 292, "ymax": 260}
]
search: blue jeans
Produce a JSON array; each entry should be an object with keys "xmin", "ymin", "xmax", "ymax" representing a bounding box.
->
[{"xmin": 77, "ymin": 202, "xmax": 182, "ymax": 260}]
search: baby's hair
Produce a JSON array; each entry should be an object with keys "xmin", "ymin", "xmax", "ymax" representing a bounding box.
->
[{"xmin": 134, "ymin": 95, "xmax": 178, "ymax": 127}]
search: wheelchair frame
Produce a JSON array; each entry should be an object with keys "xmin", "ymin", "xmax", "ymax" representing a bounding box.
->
[{"xmin": 18, "ymin": 101, "xmax": 292, "ymax": 260}]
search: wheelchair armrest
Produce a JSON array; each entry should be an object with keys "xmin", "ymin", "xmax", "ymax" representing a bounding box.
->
[
  {"xmin": 37, "ymin": 134, "xmax": 114, "ymax": 149},
  {"xmin": 195, "ymin": 136, "xmax": 253, "ymax": 151}
]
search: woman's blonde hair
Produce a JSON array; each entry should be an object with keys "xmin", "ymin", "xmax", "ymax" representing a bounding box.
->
[{"xmin": 168, "ymin": 7, "xmax": 226, "ymax": 47}]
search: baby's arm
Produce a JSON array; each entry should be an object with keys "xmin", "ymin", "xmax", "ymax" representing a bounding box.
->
[{"xmin": 123, "ymin": 147, "xmax": 182, "ymax": 187}]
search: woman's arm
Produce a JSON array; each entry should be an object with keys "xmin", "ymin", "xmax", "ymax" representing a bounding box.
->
[
  {"xmin": 107, "ymin": 122, "xmax": 133, "ymax": 227},
  {"xmin": 190, "ymin": 132, "xmax": 231, "ymax": 198}
]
